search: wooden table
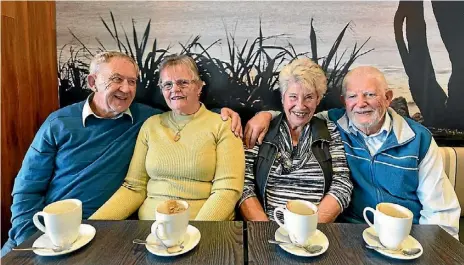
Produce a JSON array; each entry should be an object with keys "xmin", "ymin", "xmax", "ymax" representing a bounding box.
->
[
  {"xmin": 247, "ymin": 222, "xmax": 464, "ymax": 265},
  {"xmin": 2, "ymin": 220, "xmax": 244, "ymax": 265},
  {"xmin": 4, "ymin": 221, "xmax": 464, "ymax": 264}
]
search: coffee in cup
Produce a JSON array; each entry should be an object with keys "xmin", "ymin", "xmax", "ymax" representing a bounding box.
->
[
  {"xmin": 33, "ymin": 199, "xmax": 82, "ymax": 248},
  {"xmin": 151, "ymin": 199, "xmax": 189, "ymax": 247},
  {"xmin": 363, "ymin": 202, "xmax": 413, "ymax": 249},
  {"xmin": 157, "ymin": 200, "xmax": 187, "ymax": 215},
  {"xmin": 273, "ymin": 200, "xmax": 318, "ymax": 245}
]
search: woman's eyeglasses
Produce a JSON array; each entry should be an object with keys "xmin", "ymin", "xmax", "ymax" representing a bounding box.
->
[{"xmin": 159, "ymin": 79, "xmax": 198, "ymax": 91}]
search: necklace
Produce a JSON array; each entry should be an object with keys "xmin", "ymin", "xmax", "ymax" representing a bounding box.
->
[{"xmin": 167, "ymin": 113, "xmax": 193, "ymax": 142}]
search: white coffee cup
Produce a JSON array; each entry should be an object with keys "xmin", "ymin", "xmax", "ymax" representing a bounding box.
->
[
  {"xmin": 273, "ymin": 200, "xmax": 318, "ymax": 245},
  {"xmin": 151, "ymin": 199, "xmax": 190, "ymax": 247},
  {"xmin": 33, "ymin": 199, "xmax": 82, "ymax": 248},
  {"xmin": 363, "ymin": 202, "xmax": 413, "ymax": 250}
]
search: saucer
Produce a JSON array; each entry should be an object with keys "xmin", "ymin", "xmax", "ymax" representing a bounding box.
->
[
  {"xmin": 32, "ymin": 224, "xmax": 96, "ymax": 256},
  {"xmin": 362, "ymin": 226, "xmax": 423, "ymax": 260},
  {"xmin": 145, "ymin": 224, "xmax": 201, "ymax": 257},
  {"xmin": 274, "ymin": 227, "xmax": 329, "ymax": 257}
]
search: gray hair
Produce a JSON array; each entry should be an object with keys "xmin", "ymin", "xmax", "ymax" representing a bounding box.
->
[
  {"xmin": 278, "ymin": 58, "xmax": 327, "ymax": 98},
  {"xmin": 341, "ymin": 66, "xmax": 388, "ymax": 96},
  {"xmin": 158, "ymin": 54, "xmax": 201, "ymax": 84},
  {"xmin": 89, "ymin": 51, "xmax": 139, "ymax": 75}
]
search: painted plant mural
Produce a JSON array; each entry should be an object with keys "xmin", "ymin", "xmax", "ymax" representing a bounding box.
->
[{"xmin": 57, "ymin": 1, "xmax": 464, "ymax": 142}]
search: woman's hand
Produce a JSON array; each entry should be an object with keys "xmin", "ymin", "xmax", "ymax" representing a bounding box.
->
[
  {"xmin": 317, "ymin": 195, "xmax": 342, "ymax": 223},
  {"xmin": 220, "ymin": 107, "xmax": 242, "ymax": 138}
]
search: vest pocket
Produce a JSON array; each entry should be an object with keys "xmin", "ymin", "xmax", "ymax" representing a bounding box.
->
[{"xmin": 373, "ymin": 158, "xmax": 419, "ymax": 201}]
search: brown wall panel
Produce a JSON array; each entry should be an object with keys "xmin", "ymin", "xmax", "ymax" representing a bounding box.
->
[{"xmin": 1, "ymin": 1, "xmax": 58, "ymax": 246}]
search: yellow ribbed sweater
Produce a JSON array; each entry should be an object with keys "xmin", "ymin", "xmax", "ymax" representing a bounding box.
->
[{"xmin": 90, "ymin": 105, "xmax": 245, "ymax": 221}]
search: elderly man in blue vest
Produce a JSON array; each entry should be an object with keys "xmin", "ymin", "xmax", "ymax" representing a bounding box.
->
[
  {"xmin": 1, "ymin": 51, "xmax": 243, "ymax": 256},
  {"xmin": 246, "ymin": 66, "xmax": 460, "ymax": 239}
]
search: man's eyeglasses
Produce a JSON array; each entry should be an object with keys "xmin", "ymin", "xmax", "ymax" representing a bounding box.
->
[
  {"xmin": 107, "ymin": 74, "xmax": 138, "ymax": 87},
  {"xmin": 159, "ymin": 79, "xmax": 198, "ymax": 91}
]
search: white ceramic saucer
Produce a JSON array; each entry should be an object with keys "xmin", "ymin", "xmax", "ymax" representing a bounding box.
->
[
  {"xmin": 362, "ymin": 226, "xmax": 423, "ymax": 260},
  {"xmin": 274, "ymin": 227, "xmax": 329, "ymax": 257},
  {"xmin": 32, "ymin": 224, "xmax": 96, "ymax": 256},
  {"xmin": 145, "ymin": 224, "xmax": 201, "ymax": 257}
]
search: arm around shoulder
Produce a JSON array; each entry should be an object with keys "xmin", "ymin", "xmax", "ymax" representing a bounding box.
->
[{"xmin": 244, "ymin": 111, "xmax": 275, "ymax": 149}]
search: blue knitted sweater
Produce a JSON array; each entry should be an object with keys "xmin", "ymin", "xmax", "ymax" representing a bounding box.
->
[{"xmin": 6, "ymin": 101, "xmax": 160, "ymax": 248}]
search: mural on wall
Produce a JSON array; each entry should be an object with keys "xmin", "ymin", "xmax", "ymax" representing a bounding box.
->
[{"xmin": 56, "ymin": 1, "xmax": 464, "ymax": 142}]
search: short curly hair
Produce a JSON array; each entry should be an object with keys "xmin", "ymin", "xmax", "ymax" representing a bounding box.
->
[
  {"xmin": 158, "ymin": 54, "xmax": 201, "ymax": 85},
  {"xmin": 278, "ymin": 58, "xmax": 327, "ymax": 98}
]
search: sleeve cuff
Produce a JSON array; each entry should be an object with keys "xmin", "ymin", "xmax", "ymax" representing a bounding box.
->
[
  {"xmin": 238, "ymin": 194, "xmax": 257, "ymax": 207},
  {"xmin": 326, "ymin": 192, "xmax": 345, "ymax": 212}
]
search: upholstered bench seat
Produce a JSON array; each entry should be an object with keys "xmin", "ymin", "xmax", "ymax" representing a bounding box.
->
[
  {"xmin": 439, "ymin": 147, "xmax": 464, "ymax": 242},
  {"xmin": 440, "ymin": 147, "xmax": 464, "ymax": 217}
]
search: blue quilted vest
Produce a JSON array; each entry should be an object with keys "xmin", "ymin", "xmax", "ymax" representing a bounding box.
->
[{"xmin": 328, "ymin": 108, "xmax": 432, "ymax": 224}]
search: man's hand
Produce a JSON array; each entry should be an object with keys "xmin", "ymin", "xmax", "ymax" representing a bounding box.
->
[
  {"xmin": 244, "ymin": 112, "xmax": 272, "ymax": 149},
  {"xmin": 220, "ymin": 107, "xmax": 243, "ymax": 138}
]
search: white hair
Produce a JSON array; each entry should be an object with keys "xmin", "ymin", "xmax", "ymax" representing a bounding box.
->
[
  {"xmin": 341, "ymin": 66, "xmax": 389, "ymax": 96},
  {"xmin": 278, "ymin": 58, "xmax": 327, "ymax": 98},
  {"xmin": 89, "ymin": 51, "xmax": 139, "ymax": 75}
]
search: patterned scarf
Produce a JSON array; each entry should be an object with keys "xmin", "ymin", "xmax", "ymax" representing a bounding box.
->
[{"xmin": 276, "ymin": 119, "xmax": 313, "ymax": 174}]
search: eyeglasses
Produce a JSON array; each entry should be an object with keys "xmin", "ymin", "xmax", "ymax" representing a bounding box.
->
[
  {"xmin": 107, "ymin": 74, "xmax": 138, "ymax": 87},
  {"xmin": 159, "ymin": 79, "xmax": 198, "ymax": 91}
]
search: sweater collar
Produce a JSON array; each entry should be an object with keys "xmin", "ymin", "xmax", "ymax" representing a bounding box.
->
[{"xmin": 82, "ymin": 93, "xmax": 133, "ymax": 127}]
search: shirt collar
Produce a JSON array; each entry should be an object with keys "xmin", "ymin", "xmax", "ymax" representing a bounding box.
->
[
  {"xmin": 348, "ymin": 111, "xmax": 392, "ymax": 138},
  {"xmin": 82, "ymin": 93, "xmax": 133, "ymax": 127}
]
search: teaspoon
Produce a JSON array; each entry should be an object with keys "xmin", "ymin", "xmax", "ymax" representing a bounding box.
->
[
  {"xmin": 365, "ymin": 244, "xmax": 421, "ymax": 256},
  {"xmin": 268, "ymin": 239, "xmax": 323, "ymax": 254},
  {"xmin": 133, "ymin": 239, "xmax": 184, "ymax": 254},
  {"xmin": 13, "ymin": 246, "xmax": 67, "ymax": 253}
]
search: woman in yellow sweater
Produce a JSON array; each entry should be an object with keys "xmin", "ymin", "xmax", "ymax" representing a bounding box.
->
[{"xmin": 90, "ymin": 54, "xmax": 245, "ymax": 221}]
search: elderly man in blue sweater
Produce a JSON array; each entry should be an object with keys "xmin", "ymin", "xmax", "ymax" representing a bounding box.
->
[
  {"xmin": 246, "ymin": 66, "xmax": 460, "ymax": 239},
  {"xmin": 1, "ymin": 51, "xmax": 242, "ymax": 256}
]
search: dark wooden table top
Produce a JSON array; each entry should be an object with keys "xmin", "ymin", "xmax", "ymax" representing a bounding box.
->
[
  {"xmin": 1, "ymin": 220, "xmax": 244, "ymax": 265},
  {"xmin": 247, "ymin": 222, "xmax": 464, "ymax": 265}
]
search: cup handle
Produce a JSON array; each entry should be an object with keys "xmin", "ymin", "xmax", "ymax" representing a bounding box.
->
[
  {"xmin": 363, "ymin": 207, "xmax": 375, "ymax": 227},
  {"xmin": 152, "ymin": 220, "xmax": 167, "ymax": 241},
  {"xmin": 273, "ymin": 207, "xmax": 285, "ymax": 228},
  {"xmin": 32, "ymin": 212, "xmax": 46, "ymax": 233}
]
